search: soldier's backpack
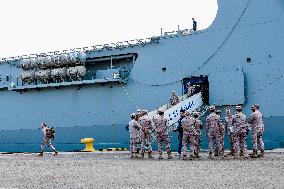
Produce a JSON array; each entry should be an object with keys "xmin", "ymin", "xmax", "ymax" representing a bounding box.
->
[{"xmin": 46, "ymin": 127, "xmax": 55, "ymax": 140}]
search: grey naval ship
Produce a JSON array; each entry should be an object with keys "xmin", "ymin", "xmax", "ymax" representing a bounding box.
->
[{"xmin": 0, "ymin": 0, "xmax": 283, "ymax": 152}]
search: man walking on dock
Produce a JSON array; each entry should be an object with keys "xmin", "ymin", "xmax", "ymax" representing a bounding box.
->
[{"xmin": 38, "ymin": 123, "xmax": 58, "ymax": 156}]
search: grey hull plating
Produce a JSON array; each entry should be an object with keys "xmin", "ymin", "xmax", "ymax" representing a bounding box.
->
[{"xmin": 0, "ymin": 0, "xmax": 284, "ymax": 152}]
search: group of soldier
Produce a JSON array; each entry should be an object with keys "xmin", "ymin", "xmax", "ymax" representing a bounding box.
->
[
  {"xmin": 128, "ymin": 103, "xmax": 265, "ymax": 160},
  {"xmin": 129, "ymin": 110, "xmax": 172, "ymax": 159},
  {"xmin": 202, "ymin": 104, "xmax": 264, "ymax": 159}
]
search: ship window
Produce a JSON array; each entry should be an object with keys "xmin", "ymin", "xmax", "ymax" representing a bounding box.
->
[
  {"xmin": 246, "ymin": 57, "xmax": 251, "ymax": 63},
  {"xmin": 6, "ymin": 75, "xmax": 10, "ymax": 81},
  {"xmin": 162, "ymin": 67, "xmax": 167, "ymax": 72}
]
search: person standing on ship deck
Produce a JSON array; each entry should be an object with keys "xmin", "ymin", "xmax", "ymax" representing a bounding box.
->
[{"xmin": 192, "ymin": 18, "xmax": 197, "ymax": 31}]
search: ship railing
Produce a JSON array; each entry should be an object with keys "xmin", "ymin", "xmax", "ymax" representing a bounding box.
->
[{"xmin": 0, "ymin": 27, "xmax": 195, "ymax": 64}]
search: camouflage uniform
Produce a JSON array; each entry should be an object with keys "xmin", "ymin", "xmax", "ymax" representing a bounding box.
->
[
  {"xmin": 193, "ymin": 117, "xmax": 203, "ymax": 155},
  {"xmin": 225, "ymin": 114, "xmax": 234, "ymax": 152},
  {"xmin": 39, "ymin": 126, "xmax": 57, "ymax": 156},
  {"xmin": 169, "ymin": 93, "xmax": 180, "ymax": 106},
  {"xmin": 139, "ymin": 115, "xmax": 154, "ymax": 157},
  {"xmin": 217, "ymin": 114, "xmax": 225, "ymax": 155},
  {"xmin": 232, "ymin": 112, "xmax": 248, "ymax": 157},
  {"xmin": 182, "ymin": 116, "xmax": 197, "ymax": 159},
  {"xmin": 129, "ymin": 119, "xmax": 142, "ymax": 154},
  {"xmin": 153, "ymin": 115, "xmax": 172, "ymax": 158},
  {"xmin": 247, "ymin": 110, "xmax": 265, "ymax": 152},
  {"xmin": 187, "ymin": 86, "xmax": 195, "ymax": 97},
  {"xmin": 206, "ymin": 112, "xmax": 223, "ymax": 156}
]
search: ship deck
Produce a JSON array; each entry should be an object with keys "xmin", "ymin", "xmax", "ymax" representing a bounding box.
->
[{"xmin": 0, "ymin": 150, "xmax": 283, "ymax": 189}]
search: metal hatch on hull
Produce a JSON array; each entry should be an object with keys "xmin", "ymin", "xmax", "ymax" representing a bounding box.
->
[{"xmin": 209, "ymin": 70, "xmax": 244, "ymax": 106}]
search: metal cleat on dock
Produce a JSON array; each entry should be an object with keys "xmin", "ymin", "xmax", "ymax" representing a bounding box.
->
[{"xmin": 80, "ymin": 138, "xmax": 96, "ymax": 152}]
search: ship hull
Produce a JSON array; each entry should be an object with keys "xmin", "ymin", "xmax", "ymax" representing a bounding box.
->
[{"xmin": 0, "ymin": 116, "xmax": 282, "ymax": 152}]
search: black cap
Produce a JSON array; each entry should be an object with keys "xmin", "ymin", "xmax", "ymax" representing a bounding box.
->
[
  {"xmin": 158, "ymin": 110, "xmax": 164, "ymax": 115},
  {"xmin": 180, "ymin": 109, "xmax": 185, "ymax": 113}
]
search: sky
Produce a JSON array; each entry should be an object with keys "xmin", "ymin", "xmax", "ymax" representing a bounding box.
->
[{"xmin": 0, "ymin": 0, "xmax": 217, "ymax": 59}]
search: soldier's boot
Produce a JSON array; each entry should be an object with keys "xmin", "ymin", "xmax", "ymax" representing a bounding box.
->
[
  {"xmin": 240, "ymin": 150, "xmax": 244, "ymax": 157},
  {"xmin": 227, "ymin": 149, "xmax": 233, "ymax": 156},
  {"xmin": 243, "ymin": 150, "xmax": 249, "ymax": 158},
  {"xmin": 148, "ymin": 151, "xmax": 153, "ymax": 159},
  {"xmin": 250, "ymin": 149, "xmax": 258, "ymax": 158},
  {"xmin": 233, "ymin": 150, "xmax": 239, "ymax": 159},
  {"xmin": 37, "ymin": 152, "xmax": 43, "ymax": 156},
  {"xmin": 54, "ymin": 151, "xmax": 58, "ymax": 156},
  {"xmin": 208, "ymin": 152, "xmax": 213, "ymax": 159},
  {"xmin": 222, "ymin": 150, "xmax": 227, "ymax": 157},
  {"xmin": 167, "ymin": 152, "xmax": 173, "ymax": 160},
  {"xmin": 218, "ymin": 150, "xmax": 225, "ymax": 158},
  {"xmin": 134, "ymin": 153, "xmax": 141, "ymax": 158},
  {"xmin": 182, "ymin": 155, "xmax": 187, "ymax": 160},
  {"xmin": 194, "ymin": 152, "xmax": 200, "ymax": 158},
  {"xmin": 219, "ymin": 151, "xmax": 225, "ymax": 159},
  {"xmin": 189, "ymin": 155, "xmax": 195, "ymax": 160},
  {"xmin": 141, "ymin": 152, "xmax": 145, "ymax": 159},
  {"xmin": 130, "ymin": 152, "xmax": 134, "ymax": 158},
  {"xmin": 214, "ymin": 150, "xmax": 219, "ymax": 157},
  {"xmin": 231, "ymin": 149, "xmax": 236, "ymax": 157},
  {"xmin": 258, "ymin": 150, "xmax": 265, "ymax": 158},
  {"xmin": 158, "ymin": 152, "xmax": 163, "ymax": 160}
]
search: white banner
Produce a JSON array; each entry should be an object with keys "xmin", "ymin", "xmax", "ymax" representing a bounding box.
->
[
  {"xmin": 149, "ymin": 92, "xmax": 203, "ymax": 126},
  {"xmin": 166, "ymin": 92, "xmax": 203, "ymax": 125}
]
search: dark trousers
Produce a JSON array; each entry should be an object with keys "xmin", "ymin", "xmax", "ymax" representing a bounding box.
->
[{"xmin": 178, "ymin": 131, "xmax": 183, "ymax": 154}]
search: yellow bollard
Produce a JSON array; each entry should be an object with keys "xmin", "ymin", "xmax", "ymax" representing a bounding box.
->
[{"xmin": 80, "ymin": 138, "xmax": 96, "ymax": 152}]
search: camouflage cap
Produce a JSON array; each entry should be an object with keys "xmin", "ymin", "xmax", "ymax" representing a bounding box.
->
[
  {"xmin": 158, "ymin": 110, "xmax": 164, "ymax": 115},
  {"xmin": 254, "ymin": 103, "xmax": 260, "ymax": 109},
  {"xmin": 236, "ymin": 105, "xmax": 242, "ymax": 110},
  {"xmin": 193, "ymin": 111, "xmax": 199, "ymax": 115},
  {"xmin": 209, "ymin": 106, "xmax": 215, "ymax": 111},
  {"xmin": 185, "ymin": 110, "xmax": 191, "ymax": 115}
]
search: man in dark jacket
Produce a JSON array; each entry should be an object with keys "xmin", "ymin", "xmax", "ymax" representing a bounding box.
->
[{"xmin": 174, "ymin": 109, "xmax": 185, "ymax": 156}]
